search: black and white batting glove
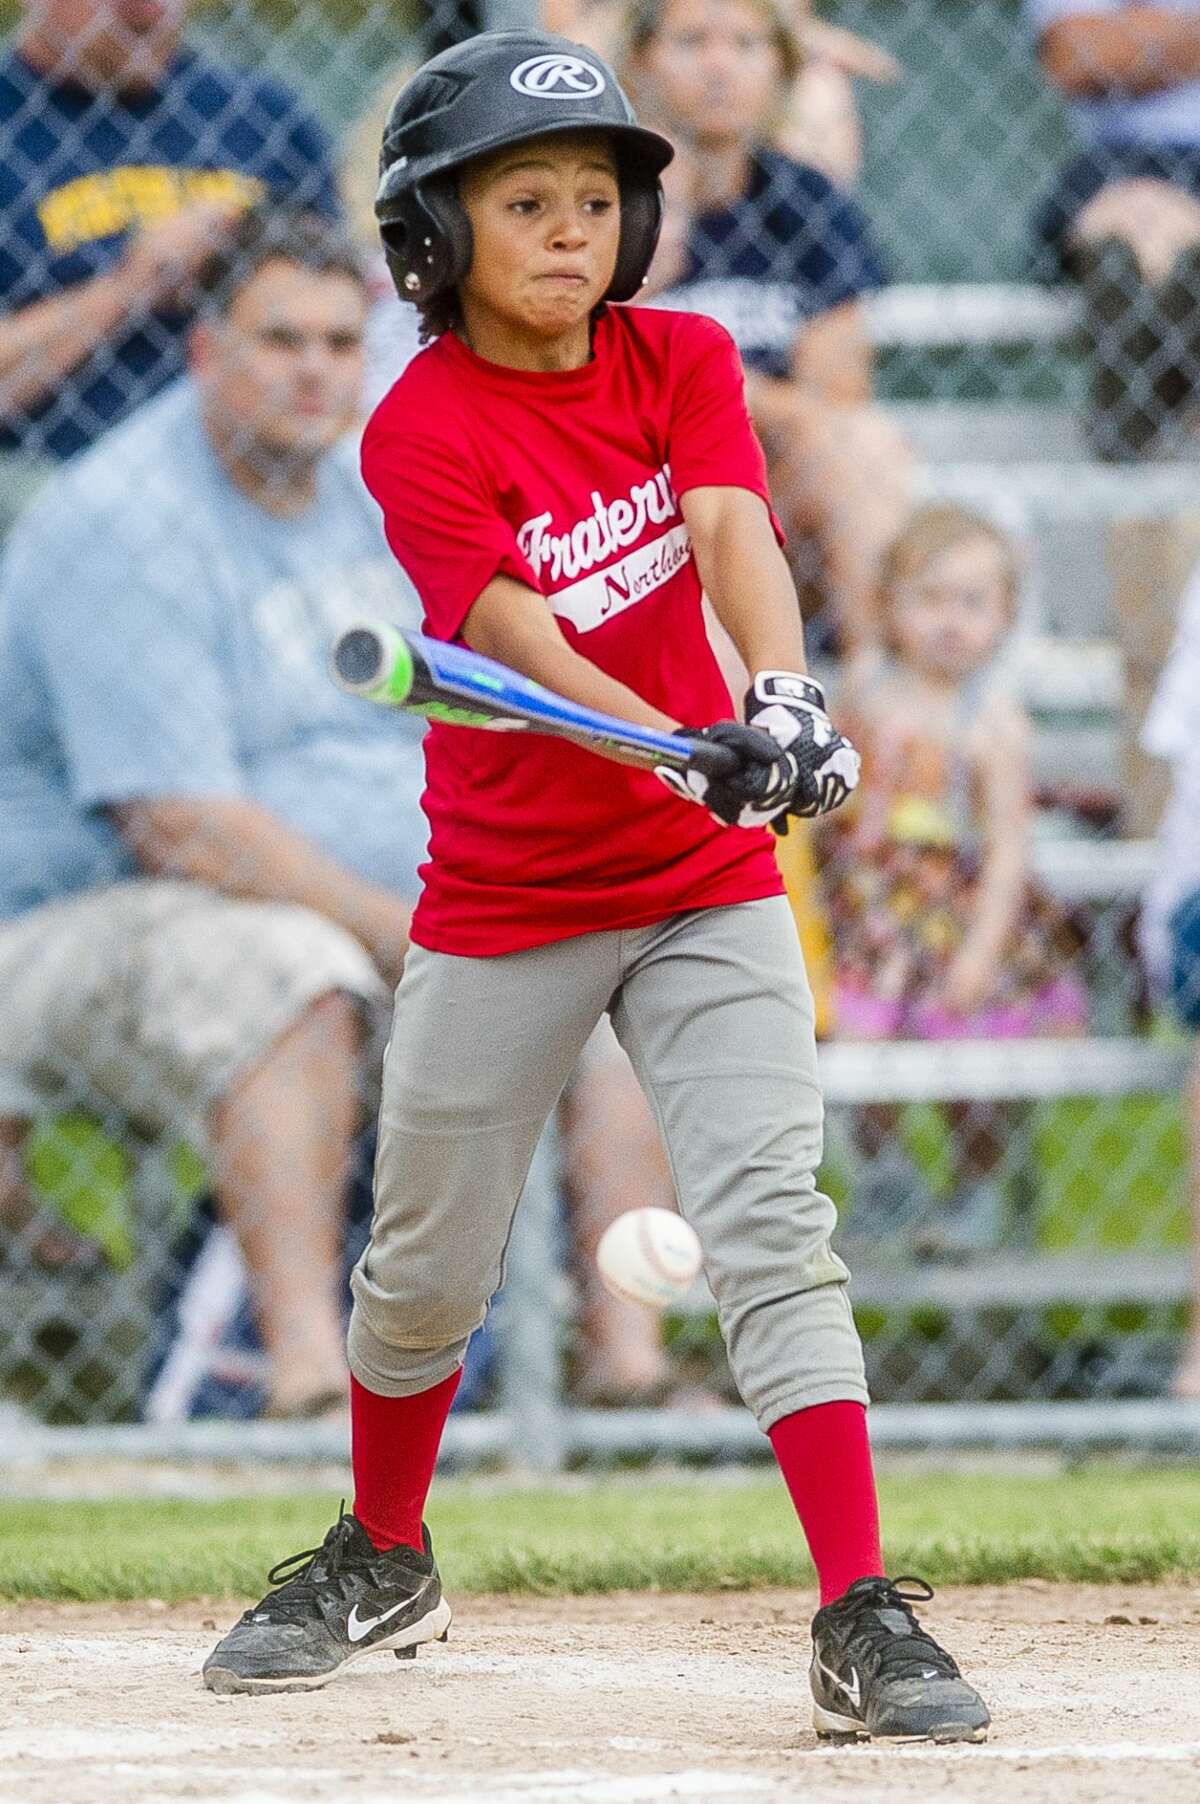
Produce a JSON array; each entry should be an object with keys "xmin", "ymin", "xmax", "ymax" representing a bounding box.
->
[
  {"xmin": 743, "ymin": 671, "xmax": 861, "ymax": 829},
  {"xmin": 655, "ymin": 719, "xmax": 799, "ymax": 830}
]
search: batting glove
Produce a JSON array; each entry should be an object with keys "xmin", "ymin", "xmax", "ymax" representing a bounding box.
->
[
  {"xmin": 655, "ymin": 720, "xmax": 799, "ymax": 830},
  {"xmin": 743, "ymin": 671, "xmax": 861, "ymax": 829}
]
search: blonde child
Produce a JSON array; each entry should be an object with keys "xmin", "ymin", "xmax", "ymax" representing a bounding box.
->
[{"xmin": 822, "ymin": 504, "xmax": 1088, "ymax": 1256}]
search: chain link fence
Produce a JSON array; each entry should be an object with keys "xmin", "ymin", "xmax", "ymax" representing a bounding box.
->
[{"xmin": 0, "ymin": 0, "xmax": 1196, "ymax": 1455}]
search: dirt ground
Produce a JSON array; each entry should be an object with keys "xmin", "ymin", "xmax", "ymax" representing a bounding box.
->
[{"xmin": 3, "ymin": 1584, "xmax": 1199, "ymax": 1804}]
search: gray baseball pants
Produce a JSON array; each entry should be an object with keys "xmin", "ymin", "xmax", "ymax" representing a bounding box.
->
[{"xmin": 348, "ymin": 896, "xmax": 868, "ymax": 1429}]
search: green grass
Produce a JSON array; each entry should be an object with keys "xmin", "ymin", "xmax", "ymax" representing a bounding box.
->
[{"xmin": 3, "ymin": 1466, "xmax": 1199, "ymax": 1603}]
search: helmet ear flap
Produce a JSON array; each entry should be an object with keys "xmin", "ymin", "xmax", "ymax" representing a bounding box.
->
[
  {"xmin": 378, "ymin": 177, "xmax": 473, "ymax": 305},
  {"xmin": 607, "ymin": 172, "xmax": 664, "ymax": 304}
]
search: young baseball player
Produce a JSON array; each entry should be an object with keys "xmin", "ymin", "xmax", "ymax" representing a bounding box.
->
[{"xmin": 204, "ymin": 29, "xmax": 990, "ymax": 1744}]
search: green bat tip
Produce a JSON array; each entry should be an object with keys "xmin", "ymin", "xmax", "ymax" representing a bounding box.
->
[
  {"xmin": 379, "ymin": 629, "xmax": 415, "ymax": 705},
  {"xmin": 334, "ymin": 623, "xmax": 415, "ymax": 705}
]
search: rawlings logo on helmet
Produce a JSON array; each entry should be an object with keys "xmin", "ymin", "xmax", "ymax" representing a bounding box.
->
[{"xmin": 509, "ymin": 53, "xmax": 607, "ymax": 99}]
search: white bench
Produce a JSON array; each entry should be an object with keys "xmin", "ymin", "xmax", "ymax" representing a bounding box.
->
[
  {"xmin": 663, "ymin": 1029, "xmax": 1191, "ymax": 1317},
  {"xmin": 816, "ymin": 1032, "xmax": 1185, "ymax": 1107},
  {"xmin": 865, "ymin": 282, "xmax": 1080, "ymax": 351},
  {"xmin": 864, "ymin": 281, "xmax": 1197, "ymax": 565},
  {"xmin": 1030, "ymin": 835, "xmax": 1155, "ymax": 902},
  {"xmin": 823, "ymin": 1034, "xmax": 1188, "ymax": 1312}
]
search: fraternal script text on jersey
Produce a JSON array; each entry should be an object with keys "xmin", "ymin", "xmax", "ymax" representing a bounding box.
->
[{"xmin": 516, "ymin": 464, "xmax": 689, "ymax": 633}]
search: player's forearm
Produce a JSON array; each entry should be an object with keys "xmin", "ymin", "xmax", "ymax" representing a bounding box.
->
[
  {"xmin": 1040, "ymin": 12, "xmax": 1200, "ymax": 97},
  {"xmin": 0, "ymin": 274, "xmax": 133, "ymax": 415},
  {"xmin": 112, "ymin": 795, "xmax": 410, "ymax": 968},
  {"xmin": 463, "ymin": 583, "xmax": 680, "ymax": 755},
  {"xmin": 685, "ymin": 490, "xmax": 809, "ymax": 678}
]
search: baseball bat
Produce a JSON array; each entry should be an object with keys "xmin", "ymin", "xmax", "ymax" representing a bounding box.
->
[{"xmin": 330, "ymin": 620, "xmax": 740, "ymax": 778}]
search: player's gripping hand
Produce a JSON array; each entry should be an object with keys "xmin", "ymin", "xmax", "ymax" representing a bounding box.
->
[
  {"xmin": 743, "ymin": 671, "xmax": 861, "ymax": 828},
  {"xmin": 655, "ymin": 720, "xmax": 799, "ymax": 829}
]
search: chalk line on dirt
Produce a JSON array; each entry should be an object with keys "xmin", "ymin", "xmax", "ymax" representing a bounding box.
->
[
  {"xmin": 829, "ymin": 1742, "xmax": 1200, "ymax": 1765},
  {"xmin": 212, "ymin": 1778, "xmax": 773, "ymax": 1804},
  {"xmin": 7, "ymin": 1588, "xmax": 1200, "ymax": 1804}
]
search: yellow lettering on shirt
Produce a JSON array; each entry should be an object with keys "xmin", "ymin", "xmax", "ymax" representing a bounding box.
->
[{"xmin": 37, "ymin": 167, "xmax": 265, "ymax": 252}]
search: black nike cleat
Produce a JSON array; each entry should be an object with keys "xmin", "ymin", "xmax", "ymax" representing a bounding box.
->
[
  {"xmin": 202, "ymin": 1509, "xmax": 451, "ymax": 1694},
  {"xmin": 810, "ymin": 1574, "xmax": 990, "ymax": 1744}
]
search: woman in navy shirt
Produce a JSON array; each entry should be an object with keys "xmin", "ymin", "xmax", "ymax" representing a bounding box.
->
[{"xmin": 629, "ymin": 0, "xmax": 914, "ymax": 654}]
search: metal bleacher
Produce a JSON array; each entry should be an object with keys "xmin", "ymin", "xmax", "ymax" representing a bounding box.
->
[{"xmin": 867, "ymin": 281, "xmax": 1198, "ymax": 799}]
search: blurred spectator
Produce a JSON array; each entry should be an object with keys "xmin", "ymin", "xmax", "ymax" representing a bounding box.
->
[
  {"xmin": 546, "ymin": 0, "xmax": 901, "ymax": 189},
  {"xmin": 0, "ymin": 207, "xmax": 424, "ymax": 1418},
  {"xmin": 1139, "ymin": 558, "xmax": 1200, "ymax": 1395},
  {"xmin": 820, "ymin": 504, "xmax": 1088, "ymax": 1258},
  {"xmin": 1029, "ymin": 1, "xmax": 1200, "ymax": 459},
  {"xmin": 0, "ymin": 0, "xmax": 338, "ymax": 487},
  {"xmin": 626, "ymin": 0, "xmax": 914, "ymax": 655}
]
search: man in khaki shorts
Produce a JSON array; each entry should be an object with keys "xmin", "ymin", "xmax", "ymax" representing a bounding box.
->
[{"xmin": 0, "ymin": 206, "xmax": 425, "ymax": 1418}]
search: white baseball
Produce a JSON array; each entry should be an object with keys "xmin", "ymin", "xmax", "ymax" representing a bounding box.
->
[{"xmin": 595, "ymin": 1207, "xmax": 702, "ymax": 1309}]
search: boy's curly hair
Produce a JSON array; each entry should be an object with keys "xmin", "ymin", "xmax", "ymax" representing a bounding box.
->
[{"xmin": 414, "ymin": 284, "xmax": 461, "ymax": 345}]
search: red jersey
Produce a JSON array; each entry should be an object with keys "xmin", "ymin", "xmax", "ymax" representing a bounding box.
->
[{"xmin": 361, "ymin": 305, "xmax": 785, "ymax": 956}]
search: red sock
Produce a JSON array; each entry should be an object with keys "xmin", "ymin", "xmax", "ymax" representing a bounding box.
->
[
  {"xmin": 768, "ymin": 1401, "xmax": 884, "ymax": 1606},
  {"xmin": 351, "ymin": 1369, "xmax": 461, "ymax": 1551}
]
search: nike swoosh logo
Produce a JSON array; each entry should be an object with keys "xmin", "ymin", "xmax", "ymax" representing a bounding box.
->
[
  {"xmin": 346, "ymin": 1600, "xmax": 411, "ymax": 1644},
  {"xmin": 817, "ymin": 1657, "xmax": 862, "ymax": 1709}
]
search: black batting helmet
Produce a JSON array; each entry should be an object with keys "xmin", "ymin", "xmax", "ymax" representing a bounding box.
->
[{"xmin": 375, "ymin": 31, "xmax": 673, "ymax": 311}]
